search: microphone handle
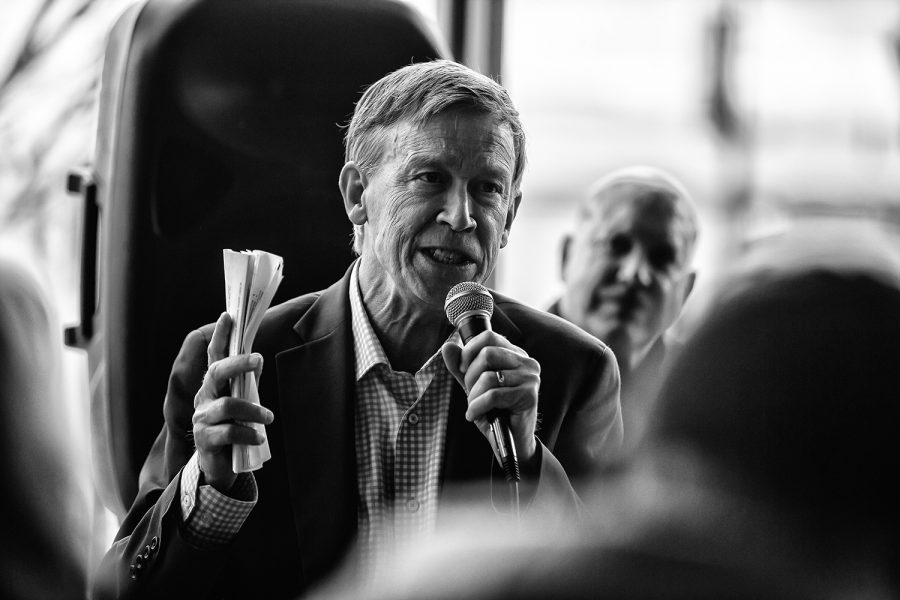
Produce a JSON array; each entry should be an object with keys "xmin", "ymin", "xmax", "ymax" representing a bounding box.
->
[
  {"xmin": 457, "ymin": 314, "xmax": 520, "ymax": 483},
  {"xmin": 487, "ymin": 410, "xmax": 520, "ymax": 483},
  {"xmin": 457, "ymin": 315, "xmax": 488, "ymax": 345}
]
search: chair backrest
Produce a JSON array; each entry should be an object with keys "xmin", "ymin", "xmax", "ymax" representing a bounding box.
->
[{"xmin": 66, "ymin": 0, "xmax": 448, "ymax": 517}]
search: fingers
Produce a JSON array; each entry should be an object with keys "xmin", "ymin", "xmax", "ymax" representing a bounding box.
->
[
  {"xmin": 451, "ymin": 331, "xmax": 540, "ymax": 461},
  {"xmin": 465, "ymin": 373, "xmax": 540, "ymax": 463},
  {"xmin": 207, "ymin": 312, "xmax": 233, "ymax": 365},
  {"xmin": 467, "ymin": 366, "xmax": 538, "ymax": 402},
  {"xmin": 440, "ymin": 342, "xmax": 465, "ymax": 390},
  {"xmin": 192, "ymin": 372, "xmax": 273, "ymax": 487},
  {"xmin": 193, "ymin": 396, "xmax": 274, "ymax": 428},
  {"xmin": 464, "ymin": 369, "xmax": 540, "ymax": 422},
  {"xmin": 194, "ymin": 314, "xmax": 273, "ymax": 486},
  {"xmin": 194, "ymin": 421, "xmax": 267, "ymax": 449},
  {"xmin": 462, "ymin": 343, "xmax": 539, "ymax": 396},
  {"xmin": 196, "ymin": 353, "xmax": 263, "ymax": 407},
  {"xmin": 456, "ymin": 330, "xmax": 524, "ymax": 373},
  {"xmin": 192, "ymin": 397, "xmax": 274, "ymax": 462},
  {"xmin": 206, "ymin": 353, "xmax": 263, "ymax": 389}
]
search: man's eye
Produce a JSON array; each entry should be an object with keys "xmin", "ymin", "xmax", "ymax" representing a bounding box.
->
[
  {"xmin": 608, "ymin": 234, "xmax": 632, "ymax": 256},
  {"xmin": 479, "ymin": 181, "xmax": 503, "ymax": 195},
  {"xmin": 649, "ymin": 246, "xmax": 676, "ymax": 271},
  {"xmin": 416, "ymin": 172, "xmax": 444, "ymax": 184}
]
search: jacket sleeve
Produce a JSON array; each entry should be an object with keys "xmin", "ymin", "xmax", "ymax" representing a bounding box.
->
[
  {"xmin": 503, "ymin": 342, "xmax": 623, "ymax": 521},
  {"xmin": 93, "ymin": 326, "xmax": 233, "ymax": 599},
  {"xmin": 565, "ymin": 343, "xmax": 624, "ymax": 474}
]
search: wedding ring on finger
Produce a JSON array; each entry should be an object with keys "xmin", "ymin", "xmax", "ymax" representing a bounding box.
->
[{"xmin": 495, "ymin": 370, "xmax": 506, "ymax": 387}]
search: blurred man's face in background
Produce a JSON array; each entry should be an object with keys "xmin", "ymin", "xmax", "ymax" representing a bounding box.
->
[{"xmin": 560, "ymin": 182, "xmax": 695, "ymax": 365}]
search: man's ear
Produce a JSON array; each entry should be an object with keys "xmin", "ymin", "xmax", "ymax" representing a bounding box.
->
[
  {"xmin": 339, "ymin": 162, "xmax": 367, "ymax": 225},
  {"xmin": 499, "ymin": 191, "xmax": 522, "ymax": 248},
  {"xmin": 560, "ymin": 235, "xmax": 573, "ymax": 282},
  {"xmin": 682, "ymin": 270, "xmax": 697, "ymax": 303}
]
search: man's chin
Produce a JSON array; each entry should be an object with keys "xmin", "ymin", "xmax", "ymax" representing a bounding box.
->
[{"xmin": 412, "ymin": 277, "xmax": 478, "ymax": 313}]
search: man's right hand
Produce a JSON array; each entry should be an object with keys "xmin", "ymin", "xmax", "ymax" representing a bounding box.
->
[{"xmin": 192, "ymin": 312, "xmax": 274, "ymax": 492}]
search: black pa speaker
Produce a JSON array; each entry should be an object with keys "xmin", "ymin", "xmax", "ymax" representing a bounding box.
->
[{"xmin": 66, "ymin": 0, "xmax": 448, "ymax": 517}]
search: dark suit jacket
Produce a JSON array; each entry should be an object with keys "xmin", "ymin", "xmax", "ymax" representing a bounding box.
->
[{"xmin": 95, "ymin": 267, "xmax": 622, "ymax": 599}]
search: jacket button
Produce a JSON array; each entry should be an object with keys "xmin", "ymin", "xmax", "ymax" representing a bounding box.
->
[
  {"xmin": 149, "ymin": 536, "xmax": 159, "ymax": 551},
  {"xmin": 142, "ymin": 546, "xmax": 151, "ymax": 560}
]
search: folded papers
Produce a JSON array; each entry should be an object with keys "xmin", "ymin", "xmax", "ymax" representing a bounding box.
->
[{"xmin": 223, "ymin": 249, "xmax": 284, "ymax": 473}]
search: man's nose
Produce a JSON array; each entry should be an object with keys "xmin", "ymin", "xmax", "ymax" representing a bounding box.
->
[
  {"xmin": 437, "ymin": 183, "xmax": 476, "ymax": 232},
  {"xmin": 617, "ymin": 250, "xmax": 653, "ymax": 287}
]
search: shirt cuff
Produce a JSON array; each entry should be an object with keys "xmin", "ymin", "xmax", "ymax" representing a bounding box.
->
[{"xmin": 179, "ymin": 451, "xmax": 257, "ymax": 549}]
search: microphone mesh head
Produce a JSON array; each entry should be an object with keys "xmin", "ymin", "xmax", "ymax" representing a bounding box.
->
[{"xmin": 445, "ymin": 281, "xmax": 494, "ymax": 326}]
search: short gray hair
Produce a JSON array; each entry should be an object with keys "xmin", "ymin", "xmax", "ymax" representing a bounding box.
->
[{"xmin": 343, "ymin": 59, "xmax": 527, "ymax": 253}]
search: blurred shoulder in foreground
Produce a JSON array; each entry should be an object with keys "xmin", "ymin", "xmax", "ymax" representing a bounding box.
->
[{"xmin": 0, "ymin": 259, "xmax": 87, "ymax": 599}]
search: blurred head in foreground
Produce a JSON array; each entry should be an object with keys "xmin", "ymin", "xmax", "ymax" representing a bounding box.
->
[{"xmin": 641, "ymin": 217, "xmax": 900, "ymax": 597}]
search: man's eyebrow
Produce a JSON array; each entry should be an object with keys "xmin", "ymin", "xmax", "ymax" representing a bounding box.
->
[
  {"xmin": 482, "ymin": 162, "xmax": 513, "ymax": 179},
  {"xmin": 400, "ymin": 150, "xmax": 439, "ymax": 170}
]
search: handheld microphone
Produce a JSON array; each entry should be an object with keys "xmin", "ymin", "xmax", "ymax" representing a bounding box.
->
[{"xmin": 444, "ymin": 282, "xmax": 520, "ymax": 484}]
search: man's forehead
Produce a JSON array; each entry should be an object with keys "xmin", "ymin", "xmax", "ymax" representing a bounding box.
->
[
  {"xmin": 589, "ymin": 184, "xmax": 678, "ymax": 223},
  {"xmin": 403, "ymin": 111, "xmax": 511, "ymax": 140},
  {"xmin": 584, "ymin": 184, "xmax": 693, "ymax": 243},
  {"xmin": 390, "ymin": 112, "xmax": 515, "ymax": 163}
]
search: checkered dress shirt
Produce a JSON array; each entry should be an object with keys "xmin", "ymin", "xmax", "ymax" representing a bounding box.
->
[
  {"xmin": 179, "ymin": 451, "xmax": 256, "ymax": 549},
  {"xmin": 178, "ymin": 263, "xmax": 458, "ymax": 571},
  {"xmin": 349, "ymin": 264, "xmax": 456, "ymax": 581}
]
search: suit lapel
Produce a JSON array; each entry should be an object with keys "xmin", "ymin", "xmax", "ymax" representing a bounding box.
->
[{"xmin": 274, "ymin": 268, "xmax": 358, "ymax": 584}]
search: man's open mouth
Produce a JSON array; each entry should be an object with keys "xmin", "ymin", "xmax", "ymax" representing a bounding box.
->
[
  {"xmin": 421, "ymin": 247, "xmax": 475, "ymax": 266},
  {"xmin": 591, "ymin": 287, "xmax": 642, "ymax": 316}
]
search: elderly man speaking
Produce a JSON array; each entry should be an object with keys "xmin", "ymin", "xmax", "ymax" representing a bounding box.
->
[{"xmin": 96, "ymin": 59, "xmax": 622, "ymax": 599}]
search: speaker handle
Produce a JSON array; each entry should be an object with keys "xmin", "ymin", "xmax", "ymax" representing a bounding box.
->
[{"xmin": 64, "ymin": 167, "xmax": 99, "ymax": 349}]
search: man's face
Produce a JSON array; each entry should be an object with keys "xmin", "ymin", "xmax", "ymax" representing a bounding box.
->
[
  {"xmin": 561, "ymin": 184, "xmax": 694, "ymax": 358},
  {"xmin": 354, "ymin": 110, "xmax": 518, "ymax": 310}
]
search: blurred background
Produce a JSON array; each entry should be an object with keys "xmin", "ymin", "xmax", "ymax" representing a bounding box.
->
[{"xmin": 2, "ymin": 0, "xmax": 900, "ymax": 578}]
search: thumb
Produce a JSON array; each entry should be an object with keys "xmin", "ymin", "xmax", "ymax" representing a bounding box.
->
[
  {"xmin": 251, "ymin": 352, "xmax": 264, "ymax": 382},
  {"xmin": 440, "ymin": 341, "xmax": 467, "ymax": 391}
]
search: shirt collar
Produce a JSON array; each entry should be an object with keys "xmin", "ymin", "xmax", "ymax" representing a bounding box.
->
[
  {"xmin": 349, "ymin": 261, "xmax": 389, "ymax": 380},
  {"xmin": 349, "ymin": 261, "xmax": 459, "ymax": 381}
]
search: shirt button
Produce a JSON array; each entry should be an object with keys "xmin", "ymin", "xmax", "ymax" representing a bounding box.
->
[
  {"xmin": 408, "ymin": 413, "xmax": 419, "ymax": 425},
  {"xmin": 406, "ymin": 497, "xmax": 420, "ymax": 512}
]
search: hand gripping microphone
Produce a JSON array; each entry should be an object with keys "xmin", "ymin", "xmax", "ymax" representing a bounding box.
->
[{"xmin": 444, "ymin": 282, "xmax": 520, "ymax": 484}]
